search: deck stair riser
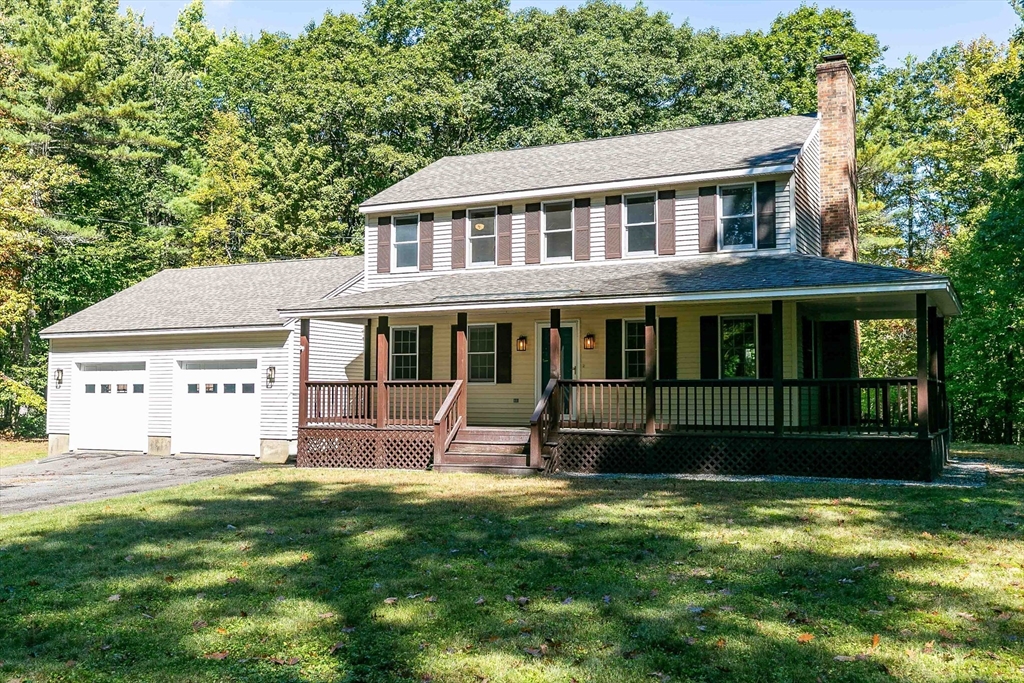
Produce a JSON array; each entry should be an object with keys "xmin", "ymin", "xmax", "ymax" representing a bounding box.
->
[
  {"xmin": 439, "ymin": 426, "xmax": 537, "ymax": 474},
  {"xmin": 448, "ymin": 442, "xmax": 527, "ymax": 455}
]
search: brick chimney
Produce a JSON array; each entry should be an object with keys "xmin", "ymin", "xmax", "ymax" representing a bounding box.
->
[{"xmin": 816, "ymin": 54, "xmax": 858, "ymax": 261}]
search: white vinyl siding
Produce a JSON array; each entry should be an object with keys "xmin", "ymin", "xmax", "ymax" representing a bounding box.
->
[
  {"xmin": 45, "ymin": 352, "xmax": 74, "ymax": 434},
  {"xmin": 309, "ymin": 319, "xmax": 366, "ymax": 383},
  {"xmin": 793, "ymin": 128, "xmax": 822, "ymax": 255}
]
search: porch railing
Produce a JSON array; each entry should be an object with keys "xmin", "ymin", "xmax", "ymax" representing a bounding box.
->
[
  {"xmin": 553, "ymin": 377, "xmax": 929, "ymax": 437},
  {"xmin": 303, "ymin": 380, "xmax": 455, "ymax": 428},
  {"xmin": 304, "ymin": 381, "xmax": 377, "ymax": 426}
]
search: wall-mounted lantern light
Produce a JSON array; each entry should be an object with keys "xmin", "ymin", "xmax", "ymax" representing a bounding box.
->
[
  {"xmin": 516, "ymin": 336, "xmax": 528, "ymax": 352},
  {"xmin": 53, "ymin": 368, "xmax": 64, "ymax": 387},
  {"xmin": 266, "ymin": 366, "xmax": 276, "ymax": 388},
  {"xmin": 583, "ymin": 334, "xmax": 596, "ymax": 350}
]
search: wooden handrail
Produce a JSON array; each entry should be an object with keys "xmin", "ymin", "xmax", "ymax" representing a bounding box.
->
[
  {"xmin": 529, "ymin": 378, "xmax": 559, "ymax": 469},
  {"xmin": 432, "ymin": 380, "xmax": 464, "ymax": 466},
  {"xmin": 433, "ymin": 379, "xmax": 464, "ymax": 425}
]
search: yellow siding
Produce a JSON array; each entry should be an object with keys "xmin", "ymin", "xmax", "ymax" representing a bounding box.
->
[{"xmin": 371, "ymin": 301, "xmax": 801, "ymax": 427}]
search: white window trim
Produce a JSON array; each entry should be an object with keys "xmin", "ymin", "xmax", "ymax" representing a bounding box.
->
[
  {"xmin": 467, "ymin": 322, "xmax": 497, "ymax": 384},
  {"xmin": 622, "ymin": 192, "xmax": 658, "ymax": 257},
  {"xmin": 622, "ymin": 319, "xmax": 662, "ymax": 380},
  {"xmin": 541, "ymin": 199, "xmax": 574, "ymax": 263},
  {"xmin": 390, "ymin": 326, "xmax": 419, "ymax": 381},
  {"xmin": 718, "ymin": 314, "xmax": 759, "ymax": 380},
  {"xmin": 392, "ymin": 214, "xmax": 419, "ymax": 272},
  {"xmin": 717, "ymin": 183, "xmax": 758, "ymax": 252},
  {"xmin": 466, "ymin": 206, "xmax": 498, "ymax": 268}
]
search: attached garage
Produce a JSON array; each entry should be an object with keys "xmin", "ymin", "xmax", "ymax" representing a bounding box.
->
[{"xmin": 42, "ymin": 257, "xmax": 367, "ymax": 461}]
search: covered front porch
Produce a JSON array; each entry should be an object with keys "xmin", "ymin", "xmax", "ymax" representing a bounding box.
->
[{"xmin": 293, "ymin": 289, "xmax": 952, "ymax": 481}]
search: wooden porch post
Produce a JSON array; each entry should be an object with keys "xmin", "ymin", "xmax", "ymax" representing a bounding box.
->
[
  {"xmin": 772, "ymin": 300, "xmax": 784, "ymax": 437},
  {"xmin": 928, "ymin": 306, "xmax": 939, "ymax": 433},
  {"xmin": 298, "ymin": 319, "xmax": 310, "ymax": 428},
  {"xmin": 376, "ymin": 315, "xmax": 389, "ymax": 429},
  {"xmin": 916, "ymin": 294, "xmax": 929, "ymax": 438},
  {"xmin": 645, "ymin": 305, "xmax": 656, "ymax": 435},
  {"xmin": 456, "ymin": 312, "xmax": 468, "ymax": 421},
  {"xmin": 549, "ymin": 308, "xmax": 561, "ymax": 380},
  {"xmin": 550, "ymin": 309, "xmax": 562, "ymax": 434}
]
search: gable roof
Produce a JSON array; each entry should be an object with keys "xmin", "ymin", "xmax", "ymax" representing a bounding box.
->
[
  {"xmin": 281, "ymin": 254, "xmax": 959, "ymax": 318},
  {"xmin": 41, "ymin": 256, "xmax": 364, "ymax": 338},
  {"xmin": 361, "ymin": 114, "xmax": 819, "ymax": 210}
]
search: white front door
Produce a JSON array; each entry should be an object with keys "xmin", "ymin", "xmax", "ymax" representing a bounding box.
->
[
  {"xmin": 70, "ymin": 361, "xmax": 148, "ymax": 452},
  {"xmin": 172, "ymin": 360, "xmax": 260, "ymax": 456}
]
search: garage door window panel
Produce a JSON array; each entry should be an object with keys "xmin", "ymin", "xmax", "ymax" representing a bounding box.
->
[
  {"xmin": 242, "ymin": 383, "xmax": 255, "ymax": 394},
  {"xmin": 224, "ymin": 383, "xmax": 236, "ymax": 394},
  {"xmin": 85, "ymin": 384, "xmax": 96, "ymax": 394}
]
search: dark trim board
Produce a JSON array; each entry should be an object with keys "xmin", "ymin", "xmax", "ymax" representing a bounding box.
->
[{"xmin": 547, "ymin": 431, "xmax": 948, "ymax": 482}]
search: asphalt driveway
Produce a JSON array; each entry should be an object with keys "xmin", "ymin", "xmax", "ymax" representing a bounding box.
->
[{"xmin": 0, "ymin": 452, "xmax": 266, "ymax": 515}]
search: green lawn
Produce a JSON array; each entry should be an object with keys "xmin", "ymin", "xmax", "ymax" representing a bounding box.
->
[
  {"xmin": 1, "ymin": 458, "xmax": 1023, "ymax": 682},
  {"xmin": 0, "ymin": 439, "xmax": 46, "ymax": 469},
  {"xmin": 952, "ymin": 442, "xmax": 1024, "ymax": 465}
]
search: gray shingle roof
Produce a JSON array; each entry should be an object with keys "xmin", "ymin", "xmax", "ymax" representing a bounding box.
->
[
  {"xmin": 361, "ymin": 115, "xmax": 819, "ymax": 208},
  {"xmin": 283, "ymin": 254, "xmax": 948, "ymax": 315},
  {"xmin": 42, "ymin": 256, "xmax": 364, "ymax": 336}
]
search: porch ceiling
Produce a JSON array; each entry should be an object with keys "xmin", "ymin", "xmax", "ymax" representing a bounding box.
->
[{"xmin": 281, "ymin": 254, "xmax": 960, "ymax": 321}]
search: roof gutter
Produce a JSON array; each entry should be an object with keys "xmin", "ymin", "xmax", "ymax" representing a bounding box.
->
[
  {"xmin": 280, "ymin": 278, "xmax": 961, "ymax": 320},
  {"xmin": 359, "ymin": 164, "xmax": 795, "ymax": 215},
  {"xmin": 40, "ymin": 324, "xmax": 289, "ymax": 341}
]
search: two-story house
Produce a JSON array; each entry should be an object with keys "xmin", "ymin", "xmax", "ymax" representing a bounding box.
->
[
  {"xmin": 42, "ymin": 56, "xmax": 959, "ymax": 481},
  {"xmin": 279, "ymin": 55, "xmax": 959, "ymax": 481}
]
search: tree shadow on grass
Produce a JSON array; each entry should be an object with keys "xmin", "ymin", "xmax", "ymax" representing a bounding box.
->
[{"xmin": 0, "ymin": 469, "xmax": 1022, "ymax": 682}]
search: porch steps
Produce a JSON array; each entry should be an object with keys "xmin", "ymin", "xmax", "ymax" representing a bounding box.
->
[{"xmin": 435, "ymin": 427, "xmax": 538, "ymax": 475}]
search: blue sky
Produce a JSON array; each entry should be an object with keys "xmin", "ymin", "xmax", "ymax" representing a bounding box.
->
[{"xmin": 120, "ymin": 0, "xmax": 1019, "ymax": 66}]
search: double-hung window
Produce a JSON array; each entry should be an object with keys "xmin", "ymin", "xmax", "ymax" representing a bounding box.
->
[
  {"xmin": 720, "ymin": 316, "xmax": 757, "ymax": 378},
  {"xmin": 468, "ymin": 208, "xmax": 496, "ymax": 265},
  {"xmin": 468, "ymin": 324, "xmax": 496, "ymax": 383},
  {"xmin": 624, "ymin": 194, "xmax": 657, "ymax": 255},
  {"xmin": 391, "ymin": 327, "xmax": 418, "ymax": 380},
  {"xmin": 543, "ymin": 201, "xmax": 573, "ymax": 261},
  {"xmin": 393, "ymin": 215, "xmax": 419, "ymax": 269},
  {"xmin": 624, "ymin": 320, "xmax": 647, "ymax": 379},
  {"xmin": 719, "ymin": 184, "xmax": 756, "ymax": 250}
]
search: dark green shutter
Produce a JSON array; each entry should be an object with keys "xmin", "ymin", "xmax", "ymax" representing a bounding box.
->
[
  {"xmin": 496, "ymin": 323, "xmax": 513, "ymax": 384},
  {"xmin": 658, "ymin": 317, "xmax": 677, "ymax": 380},
  {"xmin": 605, "ymin": 319, "xmax": 623, "ymax": 379},
  {"xmin": 418, "ymin": 325, "xmax": 433, "ymax": 380},
  {"xmin": 757, "ymin": 314, "xmax": 773, "ymax": 379},
  {"xmin": 450, "ymin": 325, "xmax": 458, "ymax": 380},
  {"xmin": 700, "ymin": 316, "xmax": 718, "ymax": 379},
  {"xmin": 756, "ymin": 180, "xmax": 776, "ymax": 249}
]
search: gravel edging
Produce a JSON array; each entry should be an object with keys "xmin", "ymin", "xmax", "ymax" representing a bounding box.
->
[{"xmin": 553, "ymin": 458, "xmax": 1012, "ymax": 488}]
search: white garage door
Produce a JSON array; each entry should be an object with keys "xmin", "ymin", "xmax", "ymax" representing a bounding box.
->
[
  {"xmin": 70, "ymin": 361, "xmax": 148, "ymax": 452},
  {"xmin": 173, "ymin": 360, "xmax": 259, "ymax": 456}
]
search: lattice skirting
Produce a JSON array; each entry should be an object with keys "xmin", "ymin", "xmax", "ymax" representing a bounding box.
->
[
  {"xmin": 297, "ymin": 427, "xmax": 433, "ymax": 469},
  {"xmin": 548, "ymin": 431, "xmax": 947, "ymax": 482}
]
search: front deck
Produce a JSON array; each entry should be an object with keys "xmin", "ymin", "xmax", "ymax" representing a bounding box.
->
[
  {"xmin": 295, "ymin": 293, "xmax": 951, "ymax": 482},
  {"xmin": 296, "ymin": 375, "xmax": 949, "ymax": 481}
]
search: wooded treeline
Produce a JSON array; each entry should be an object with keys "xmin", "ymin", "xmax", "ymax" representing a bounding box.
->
[{"xmin": 0, "ymin": 0, "xmax": 1022, "ymax": 442}]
